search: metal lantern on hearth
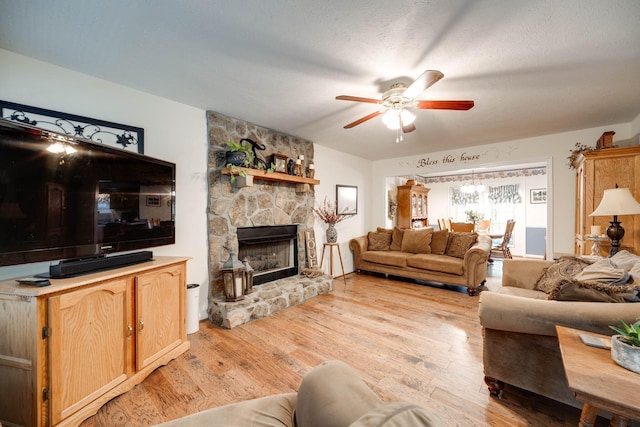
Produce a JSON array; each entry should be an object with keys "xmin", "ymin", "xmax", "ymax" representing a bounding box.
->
[
  {"xmin": 222, "ymin": 248, "xmax": 245, "ymax": 302},
  {"xmin": 243, "ymin": 257, "xmax": 254, "ymax": 294}
]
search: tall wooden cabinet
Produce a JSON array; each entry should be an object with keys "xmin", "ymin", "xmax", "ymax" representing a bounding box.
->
[
  {"xmin": 574, "ymin": 146, "xmax": 640, "ymax": 256},
  {"xmin": 0, "ymin": 256, "xmax": 190, "ymax": 427},
  {"xmin": 397, "ymin": 183, "xmax": 430, "ymax": 229}
]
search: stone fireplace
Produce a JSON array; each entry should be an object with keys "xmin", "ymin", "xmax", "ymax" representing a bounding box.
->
[{"xmin": 206, "ymin": 111, "xmax": 331, "ymax": 328}]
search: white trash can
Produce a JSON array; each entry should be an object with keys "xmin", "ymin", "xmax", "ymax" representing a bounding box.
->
[{"xmin": 186, "ymin": 283, "xmax": 200, "ymax": 334}]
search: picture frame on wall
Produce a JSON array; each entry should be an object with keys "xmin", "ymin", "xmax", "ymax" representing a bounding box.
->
[
  {"xmin": 530, "ymin": 188, "xmax": 547, "ymax": 204},
  {"xmin": 336, "ymin": 185, "xmax": 358, "ymax": 215},
  {"xmin": 146, "ymin": 196, "xmax": 161, "ymax": 207}
]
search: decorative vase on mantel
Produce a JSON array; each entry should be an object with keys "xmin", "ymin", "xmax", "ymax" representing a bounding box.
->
[{"xmin": 326, "ymin": 223, "xmax": 338, "ymax": 243}]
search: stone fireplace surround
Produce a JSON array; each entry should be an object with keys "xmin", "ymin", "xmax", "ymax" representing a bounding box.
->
[{"xmin": 206, "ymin": 111, "xmax": 331, "ymax": 328}]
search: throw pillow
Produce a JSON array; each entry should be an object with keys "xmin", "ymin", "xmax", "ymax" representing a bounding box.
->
[
  {"xmin": 367, "ymin": 231, "xmax": 392, "ymax": 251},
  {"xmin": 534, "ymin": 256, "xmax": 594, "ymax": 293},
  {"xmin": 389, "ymin": 227, "xmax": 404, "ymax": 251},
  {"xmin": 400, "ymin": 228, "xmax": 433, "ymax": 254},
  {"xmin": 445, "ymin": 232, "xmax": 478, "ymax": 259},
  {"xmin": 547, "ymin": 278, "xmax": 640, "ymax": 303},
  {"xmin": 430, "ymin": 229, "xmax": 449, "ymax": 255},
  {"xmin": 610, "ymin": 250, "xmax": 640, "ymax": 271}
]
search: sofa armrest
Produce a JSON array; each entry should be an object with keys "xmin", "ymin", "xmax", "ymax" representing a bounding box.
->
[
  {"xmin": 479, "ymin": 291, "xmax": 640, "ymax": 336},
  {"xmin": 464, "ymin": 235, "xmax": 491, "ymax": 264},
  {"xmin": 349, "ymin": 236, "xmax": 368, "ymax": 266},
  {"xmin": 502, "ymin": 258, "xmax": 554, "ymax": 290}
]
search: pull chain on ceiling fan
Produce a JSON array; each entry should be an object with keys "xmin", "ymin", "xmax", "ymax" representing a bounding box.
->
[{"xmin": 336, "ymin": 70, "xmax": 474, "ymax": 142}]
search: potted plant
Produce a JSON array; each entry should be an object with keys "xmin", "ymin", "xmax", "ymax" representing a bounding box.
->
[
  {"xmin": 465, "ymin": 210, "xmax": 484, "ymax": 226},
  {"xmin": 312, "ymin": 197, "xmax": 350, "ymax": 243},
  {"xmin": 609, "ymin": 317, "xmax": 640, "ymax": 373},
  {"xmin": 225, "ymin": 140, "xmax": 255, "ymax": 167}
]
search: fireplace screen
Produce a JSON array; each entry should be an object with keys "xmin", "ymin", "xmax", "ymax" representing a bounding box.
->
[
  {"xmin": 237, "ymin": 225, "xmax": 299, "ymax": 285},
  {"xmin": 239, "ymin": 240, "xmax": 293, "ymax": 275}
]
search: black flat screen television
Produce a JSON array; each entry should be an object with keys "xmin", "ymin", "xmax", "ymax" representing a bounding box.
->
[{"xmin": 0, "ymin": 118, "xmax": 175, "ymax": 268}]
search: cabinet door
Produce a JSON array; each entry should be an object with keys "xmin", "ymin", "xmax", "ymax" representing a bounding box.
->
[
  {"xmin": 135, "ymin": 264, "xmax": 185, "ymax": 370},
  {"xmin": 48, "ymin": 279, "xmax": 132, "ymax": 425}
]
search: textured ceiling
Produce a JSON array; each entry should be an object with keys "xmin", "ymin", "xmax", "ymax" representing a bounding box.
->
[{"xmin": 1, "ymin": 0, "xmax": 639, "ymax": 160}]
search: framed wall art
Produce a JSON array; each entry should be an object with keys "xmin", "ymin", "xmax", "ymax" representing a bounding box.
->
[
  {"xmin": 271, "ymin": 153, "xmax": 288, "ymax": 173},
  {"xmin": 530, "ymin": 188, "xmax": 547, "ymax": 204},
  {"xmin": 336, "ymin": 185, "xmax": 358, "ymax": 215},
  {"xmin": 0, "ymin": 99, "xmax": 144, "ymax": 153}
]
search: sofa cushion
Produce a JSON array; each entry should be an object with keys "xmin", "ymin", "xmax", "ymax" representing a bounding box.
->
[
  {"xmin": 362, "ymin": 251, "xmax": 409, "ymax": 268},
  {"xmin": 401, "ymin": 228, "xmax": 433, "ymax": 254},
  {"xmin": 430, "ymin": 230, "xmax": 448, "ymax": 255},
  {"xmin": 547, "ymin": 278, "xmax": 640, "ymax": 303},
  {"xmin": 407, "ymin": 254, "xmax": 464, "ymax": 275},
  {"xmin": 445, "ymin": 232, "xmax": 478, "ymax": 259},
  {"xmin": 349, "ymin": 402, "xmax": 442, "ymax": 427},
  {"xmin": 367, "ymin": 231, "xmax": 392, "ymax": 251},
  {"xmin": 534, "ymin": 256, "xmax": 594, "ymax": 293},
  {"xmin": 497, "ymin": 286, "xmax": 549, "ymax": 300},
  {"xmin": 389, "ymin": 227, "xmax": 404, "ymax": 251}
]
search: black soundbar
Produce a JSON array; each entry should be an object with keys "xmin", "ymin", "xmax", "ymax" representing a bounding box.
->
[{"xmin": 46, "ymin": 251, "xmax": 153, "ymax": 278}]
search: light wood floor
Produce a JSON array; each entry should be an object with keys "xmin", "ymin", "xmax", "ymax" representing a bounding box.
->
[{"xmin": 82, "ymin": 262, "xmax": 612, "ymax": 426}]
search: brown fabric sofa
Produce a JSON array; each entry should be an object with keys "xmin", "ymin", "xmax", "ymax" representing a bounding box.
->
[
  {"xmin": 479, "ymin": 258, "xmax": 640, "ymax": 408},
  {"xmin": 153, "ymin": 360, "xmax": 442, "ymax": 427},
  {"xmin": 349, "ymin": 227, "xmax": 492, "ymax": 296}
]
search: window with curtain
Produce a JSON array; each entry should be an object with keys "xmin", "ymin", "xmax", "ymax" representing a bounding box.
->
[{"xmin": 449, "ymin": 184, "xmax": 521, "ymax": 235}]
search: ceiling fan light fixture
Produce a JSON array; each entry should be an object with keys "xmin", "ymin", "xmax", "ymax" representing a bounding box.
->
[{"xmin": 382, "ymin": 109, "xmax": 415, "ymax": 130}]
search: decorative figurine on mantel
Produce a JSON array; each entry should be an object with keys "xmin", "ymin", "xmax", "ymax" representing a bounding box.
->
[{"xmin": 287, "ymin": 159, "xmax": 295, "ymax": 175}]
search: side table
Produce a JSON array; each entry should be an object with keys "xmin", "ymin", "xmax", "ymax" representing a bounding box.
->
[
  {"xmin": 556, "ymin": 325, "xmax": 640, "ymax": 426},
  {"xmin": 320, "ymin": 243, "xmax": 347, "ymax": 285}
]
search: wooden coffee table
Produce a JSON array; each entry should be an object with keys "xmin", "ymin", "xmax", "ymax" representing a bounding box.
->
[{"xmin": 556, "ymin": 326, "xmax": 640, "ymax": 427}]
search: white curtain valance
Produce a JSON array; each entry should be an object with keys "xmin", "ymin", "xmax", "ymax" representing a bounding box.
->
[{"xmin": 488, "ymin": 184, "xmax": 522, "ymax": 204}]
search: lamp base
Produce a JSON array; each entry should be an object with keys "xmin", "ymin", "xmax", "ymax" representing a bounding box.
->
[{"xmin": 606, "ymin": 218, "xmax": 625, "ymax": 257}]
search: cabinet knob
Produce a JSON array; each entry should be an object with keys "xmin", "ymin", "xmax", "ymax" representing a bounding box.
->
[
  {"xmin": 138, "ymin": 318, "xmax": 144, "ymax": 333},
  {"xmin": 127, "ymin": 323, "xmax": 133, "ymax": 340}
]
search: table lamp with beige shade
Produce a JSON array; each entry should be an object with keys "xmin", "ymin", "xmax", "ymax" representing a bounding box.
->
[{"xmin": 589, "ymin": 185, "xmax": 640, "ymax": 256}]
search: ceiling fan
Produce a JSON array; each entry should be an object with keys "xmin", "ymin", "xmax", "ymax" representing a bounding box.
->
[{"xmin": 336, "ymin": 70, "xmax": 474, "ymax": 142}]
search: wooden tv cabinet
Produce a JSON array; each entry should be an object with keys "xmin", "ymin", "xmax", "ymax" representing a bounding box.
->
[{"xmin": 0, "ymin": 256, "xmax": 191, "ymax": 427}]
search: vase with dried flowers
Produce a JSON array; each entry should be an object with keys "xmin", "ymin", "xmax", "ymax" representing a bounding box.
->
[{"xmin": 312, "ymin": 197, "xmax": 350, "ymax": 243}]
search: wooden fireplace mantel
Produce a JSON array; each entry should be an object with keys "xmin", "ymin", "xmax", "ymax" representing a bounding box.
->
[{"xmin": 221, "ymin": 166, "xmax": 319, "ymax": 191}]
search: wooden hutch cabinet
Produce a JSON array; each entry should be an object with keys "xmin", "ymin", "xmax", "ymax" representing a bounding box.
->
[
  {"xmin": 574, "ymin": 146, "xmax": 640, "ymax": 256},
  {"xmin": 0, "ymin": 256, "xmax": 190, "ymax": 427},
  {"xmin": 397, "ymin": 182, "xmax": 430, "ymax": 229}
]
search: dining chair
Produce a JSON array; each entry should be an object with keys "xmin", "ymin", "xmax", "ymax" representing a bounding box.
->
[
  {"xmin": 450, "ymin": 222, "xmax": 475, "ymax": 232},
  {"xmin": 490, "ymin": 220, "xmax": 516, "ymax": 259},
  {"xmin": 477, "ymin": 219, "xmax": 491, "ymax": 233}
]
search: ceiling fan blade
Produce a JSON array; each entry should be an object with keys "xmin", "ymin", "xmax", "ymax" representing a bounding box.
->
[
  {"xmin": 336, "ymin": 95, "xmax": 382, "ymax": 104},
  {"xmin": 343, "ymin": 111, "xmax": 382, "ymax": 128},
  {"xmin": 402, "ymin": 123, "xmax": 416, "ymax": 133},
  {"xmin": 415, "ymin": 100, "xmax": 475, "ymax": 110},
  {"xmin": 402, "ymin": 70, "xmax": 444, "ymax": 99}
]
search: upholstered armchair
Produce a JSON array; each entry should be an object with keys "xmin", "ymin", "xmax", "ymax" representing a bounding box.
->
[{"xmin": 478, "ymin": 258, "xmax": 639, "ymax": 408}]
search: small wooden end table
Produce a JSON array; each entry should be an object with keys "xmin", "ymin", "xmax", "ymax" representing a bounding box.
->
[
  {"xmin": 556, "ymin": 325, "xmax": 640, "ymax": 426},
  {"xmin": 320, "ymin": 243, "xmax": 347, "ymax": 285}
]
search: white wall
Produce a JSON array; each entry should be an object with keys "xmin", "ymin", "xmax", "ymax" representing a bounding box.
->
[
  {"xmin": 312, "ymin": 144, "xmax": 371, "ymax": 275},
  {"xmin": 0, "ymin": 49, "xmax": 210, "ymax": 319},
  {"xmin": 371, "ymin": 123, "xmax": 636, "ymax": 256}
]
